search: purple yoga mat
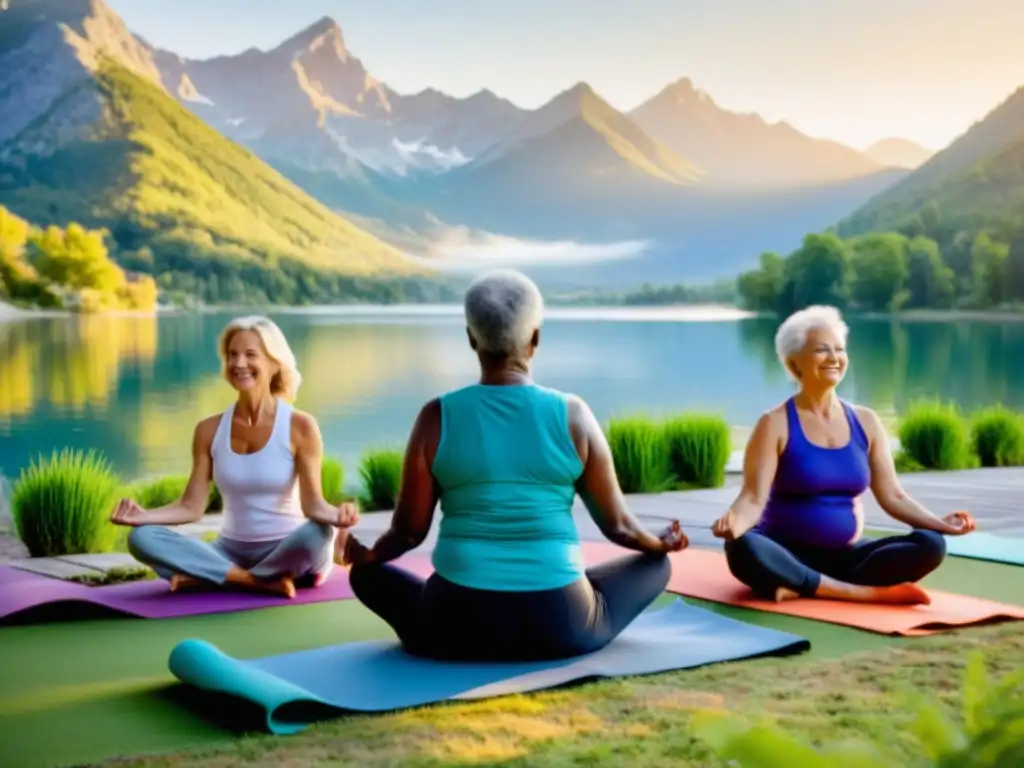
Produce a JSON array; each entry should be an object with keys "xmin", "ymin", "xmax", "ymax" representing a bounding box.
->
[{"xmin": 0, "ymin": 555, "xmax": 435, "ymax": 626}]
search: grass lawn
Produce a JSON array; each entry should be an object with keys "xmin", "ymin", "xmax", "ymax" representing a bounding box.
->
[
  {"xmin": 0, "ymin": 555, "xmax": 1021, "ymax": 768},
  {"xmin": 106, "ymin": 622, "xmax": 1023, "ymax": 768}
]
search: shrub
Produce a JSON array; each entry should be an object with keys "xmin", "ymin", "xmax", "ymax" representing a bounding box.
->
[
  {"xmin": 695, "ymin": 651, "xmax": 1024, "ymax": 767},
  {"xmin": 893, "ymin": 450, "xmax": 925, "ymax": 473},
  {"xmin": 358, "ymin": 448, "xmax": 404, "ymax": 512},
  {"xmin": 124, "ymin": 474, "xmax": 189, "ymax": 509},
  {"xmin": 971, "ymin": 405, "xmax": 1024, "ymax": 467},
  {"xmin": 606, "ymin": 416, "xmax": 673, "ymax": 494},
  {"xmin": 661, "ymin": 414, "xmax": 731, "ymax": 488},
  {"xmin": 11, "ymin": 448, "xmax": 122, "ymax": 556},
  {"xmin": 897, "ymin": 401, "xmax": 975, "ymax": 471},
  {"xmin": 321, "ymin": 455, "xmax": 345, "ymax": 505}
]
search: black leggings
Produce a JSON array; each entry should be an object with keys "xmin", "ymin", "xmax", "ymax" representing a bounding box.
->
[
  {"xmin": 349, "ymin": 552, "xmax": 671, "ymax": 662},
  {"xmin": 724, "ymin": 528, "xmax": 947, "ymax": 598}
]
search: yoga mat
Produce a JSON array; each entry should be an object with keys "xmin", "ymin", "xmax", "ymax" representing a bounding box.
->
[
  {"xmin": 168, "ymin": 598, "xmax": 810, "ymax": 734},
  {"xmin": 945, "ymin": 532, "xmax": 1024, "ymax": 566},
  {"xmin": 0, "ymin": 555, "xmax": 432, "ymax": 626},
  {"xmin": 658, "ymin": 547, "xmax": 1024, "ymax": 636},
  {"xmin": 8, "ymin": 557, "xmax": 1022, "ymax": 768}
]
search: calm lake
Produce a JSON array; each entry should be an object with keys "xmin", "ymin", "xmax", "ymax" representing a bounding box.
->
[{"xmin": 1, "ymin": 306, "xmax": 1023, "ymax": 484}]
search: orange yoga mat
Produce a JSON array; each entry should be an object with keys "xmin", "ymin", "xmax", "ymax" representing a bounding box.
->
[
  {"xmin": 403, "ymin": 542, "xmax": 1024, "ymax": 637},
  {"xmin": 634, "ymin": 545, "xmax": 1024, "ymax": 637}
]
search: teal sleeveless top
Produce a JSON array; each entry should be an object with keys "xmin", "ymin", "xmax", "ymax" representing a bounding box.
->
[{"xmin": 430, "ymin": 383, "xmax": 585, "ymax": 591}]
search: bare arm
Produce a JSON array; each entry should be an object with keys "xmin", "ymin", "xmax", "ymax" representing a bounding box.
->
[
  {"xmin": 367, "ymin": 399, "xmax": 441, "ymax": 563},
  {"xmin": 570, "ymin": 396, "xmax": 672, "ymax": 554},
  {"xmin": 714, "ymin": 411, "xmax": 782, "ymax": 539},
  {"xmin": 292, "ymin": 411, "xmax": 352, "ymax": 526},
  {"xmin": 861, "ymin": 407, "xmax": 955, "ymax": 532},
  {"xmin": 127, "ymin": 418, "xmax": 217, "ymax": 525}
]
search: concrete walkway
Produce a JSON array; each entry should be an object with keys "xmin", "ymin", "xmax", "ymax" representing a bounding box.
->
[{"xmin": 8, "ymin": 467, "xmax": 1022, "ymax": 579}]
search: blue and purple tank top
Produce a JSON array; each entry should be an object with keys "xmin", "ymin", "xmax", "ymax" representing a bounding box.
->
[{"xmin": 755, "ymin": 398, "xmax": 870, "ymax": 549}]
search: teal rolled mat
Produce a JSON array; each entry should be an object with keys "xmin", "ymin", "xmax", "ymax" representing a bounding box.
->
[
  {"xmin": 168, "ymin": 599, "xmax": 810, "ymax": 734},
  {"xmin": 945, "ymin": 532, "xmax": 1024, "ymax": 566}
]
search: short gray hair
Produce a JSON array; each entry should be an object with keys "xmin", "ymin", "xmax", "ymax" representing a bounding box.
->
[
  {"xmin": 464, "ymin": 269, "xmax": 544, "ymax": 357},
  {"xmin": 774, "ymin": 305, "xmax": 849, "ymax": 378}
]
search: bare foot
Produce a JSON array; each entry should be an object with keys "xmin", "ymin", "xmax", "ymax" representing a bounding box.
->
[
  {"xmin": 259, "ymin": 576, "xmax": 296, "ymax": 599},
  {"xmin": 169, "ymin": 574, "xmax": 205, "ymax": 592},
  {"xmin": 223, "ymin": 566, "xmax": 296, "ymax": 598},
  {"xmin": 816, "ymin": 576, "xmax": 931, "ymax": 605},
  {"xmin": 869, "ymin": 583, "xmax": 931, "ymax": 606},
  {"xmin": 774, "ymin": 586, "xmax": 800, "ymax": 602}
]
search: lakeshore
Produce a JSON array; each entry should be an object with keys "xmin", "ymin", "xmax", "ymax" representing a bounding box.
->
[{"xmin": 5, "ymin": 298, "xmax": 1024, "ymax": 326}]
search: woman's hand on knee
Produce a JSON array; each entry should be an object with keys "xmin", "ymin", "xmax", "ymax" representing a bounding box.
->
[
  {"xmin": 332, "ymin": 501, "xmax": 361, "ymax": 528},
  {"xmin": 658, "ymin": 521, "xmax": 688, "ymax": 552},
  {"xmin": 338, "ymin": 533, "xmax": 375, "ymax": 567},
  {"xmin": 940, "ymin": 511, "xmax": 977, "ymax": 535},
  {"xmin": 110, "ymin": 498, "xmax": 146, "ymax": 527},
  {"xmin": 712, "ymin": 510, "xmax": 753, "ymax": 541}
]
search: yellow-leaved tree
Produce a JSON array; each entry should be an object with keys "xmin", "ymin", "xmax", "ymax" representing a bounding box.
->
[{"xmin": 0, "ymin": 206, "xmax": 47, "ymax": 303}]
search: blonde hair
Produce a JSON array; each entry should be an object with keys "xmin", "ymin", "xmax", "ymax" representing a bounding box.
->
[{"xmin": 218, "ymin": 316, "xmax": 302, "ymax": 401}]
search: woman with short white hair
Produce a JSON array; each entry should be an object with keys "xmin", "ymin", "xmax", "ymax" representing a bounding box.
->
[
  {"xmin": 712, "ymin": 305, "xmax": 976, "ymax": 604},
  {"xmin": 110, "ymin": 316, "xmax": 359, "ymax": 598},
  {"xmin": 341, "ymin": 269, "xmax": 687, "ymax": 661}
]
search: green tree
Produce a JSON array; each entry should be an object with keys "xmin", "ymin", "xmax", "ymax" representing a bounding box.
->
[
  {"xmin": 848, "ymin": 233, "xmax": 910, "ymax": 311},
  {"xmin": 1005, "ymin": 236, "xmax": 1024, "ymax": 304},
  {"xmin": 736, "ymin": 252, "xmax": 785, "ymax": 311},
  {"xmin": 905, "ymin": 236, "xmax": 955, "ymax": 309},
  {"xmin": 969, "ymin": 232, "xmax": 1009, "ymax": 308},
  {"xmin": 778, "ymin": 233, "xmax": 852, "ymax": 315}
]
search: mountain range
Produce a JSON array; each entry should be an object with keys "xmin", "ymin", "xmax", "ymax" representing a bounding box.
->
[{"xmin": 0, "ymin": 0, "xmax": 1020, "ymax": 295}]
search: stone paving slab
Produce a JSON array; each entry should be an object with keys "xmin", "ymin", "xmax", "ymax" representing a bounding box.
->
[
  {"xmin": 58, "ymin": 552, "xmax": 140, "ymax": 571},
  {"xmin": 10, "ymin": 558, "xmax": 105, "ymax": 579}
]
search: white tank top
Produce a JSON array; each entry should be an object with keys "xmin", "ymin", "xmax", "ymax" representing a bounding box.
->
[{"xmin": 211, "ymin": 399, "xmax": 305, "ymax": 542}]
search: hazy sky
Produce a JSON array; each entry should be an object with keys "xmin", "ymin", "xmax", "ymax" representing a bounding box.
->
[{"xmin": 107, "ymin": 0, "xmax": 1023, "ymax": 151}]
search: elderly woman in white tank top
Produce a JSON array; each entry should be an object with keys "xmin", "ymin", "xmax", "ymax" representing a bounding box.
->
[{"xmin": 109, "ymin": 316, "xmax": 360, "ymax": 598}]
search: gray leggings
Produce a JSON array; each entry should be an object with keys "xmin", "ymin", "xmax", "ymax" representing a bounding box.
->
[{"xmin": 127, "ymin": 520, "xmax": 335, "ymax": 585}]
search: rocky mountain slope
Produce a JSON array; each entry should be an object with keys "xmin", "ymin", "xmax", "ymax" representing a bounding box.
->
[
  {"xmin": 0, "ymin": 0, "xmax": 421, "ymax": 300},
  {"xmin": 629, "ymin": 77, "xmax": 885, "ymax": 186}
]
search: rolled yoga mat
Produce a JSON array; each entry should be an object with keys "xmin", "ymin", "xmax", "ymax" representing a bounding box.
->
[
  {"xmin": 168, "ymin": 598, "xmax": 810, "ymax": 734},
  {"xmin": 944, "ymin": 532, "xmax": 1024, "ymax": 566},
  {"xmin": 0, "ymin": 555, "xmax": 430, "ymax": 626},
  {"xmin": 649, "ymin": 545, "xmax": 1024, "ymax": 636}
]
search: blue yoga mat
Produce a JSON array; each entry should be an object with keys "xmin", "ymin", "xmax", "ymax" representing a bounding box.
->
[
  {"xmin": 945, "ymin": 532, "xmax": 1024, "ymax": 566},
  {"xmin": 168, "ymin": 599, "xmax": 809, "ymax": 734}
]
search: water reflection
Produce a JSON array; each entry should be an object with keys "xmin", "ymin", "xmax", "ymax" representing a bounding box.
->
[
  {"xmin": 0, "ymin": 311, "xmax": 1022, "ymax": 482},
  {"xmin": 0, "ymin": 316, "xmax": 157, "ymax": 418}
]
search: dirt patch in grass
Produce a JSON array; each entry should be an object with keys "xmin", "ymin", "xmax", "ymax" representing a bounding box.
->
[{"xmin": 97, "ymin": 621, "xmax": 1022, "ymax": 768}]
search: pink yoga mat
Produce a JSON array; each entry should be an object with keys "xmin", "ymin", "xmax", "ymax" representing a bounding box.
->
[{"xmin": 0, "ymin": 555, "xmax": 435, "ymax": 626}]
